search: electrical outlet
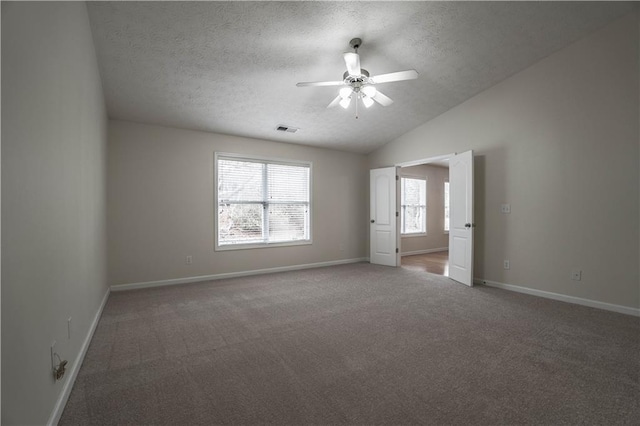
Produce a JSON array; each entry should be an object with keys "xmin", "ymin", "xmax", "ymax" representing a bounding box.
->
[
  {"xmin": 503, "ymin": 260, "xmax": 510, "ymax": 270},
  {"xmin": 186, "ymin": 255, "xmax": 192, "ymax": 265},
  {"xmin": 67, "ymin": 317, "xmax": 72, "ymax": 340},
  {"xmin": 501, "ymin": 204, "xmax": 511, "ymax": 214},
  {"xmin": 571, "ymin": 269, "xmax": 582, "ymax": 281},
  {"xmin": 339, "ymin": 243, "xmax": 345, "ymax": 251}
]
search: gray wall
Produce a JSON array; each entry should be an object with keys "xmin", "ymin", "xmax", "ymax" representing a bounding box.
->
[
  {"xmin": 1, "ymin": 2, "xmax": 109, "ymax": 424},
  {"xmin": 107, "ymin": 120, "xmax": 368, "ymax": 286},
  {"xmin": 400, "ymin": 164, "xmax": 449, "ymax": 255},
  {"xmin": 369, "ymin": 12, "xmax": 639, "ymax": 309}
]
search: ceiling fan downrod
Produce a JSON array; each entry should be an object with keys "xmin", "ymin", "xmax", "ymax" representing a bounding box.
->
[{"xmin": 350, "ymin": 38, "xmax": 362, "ymax": 54}]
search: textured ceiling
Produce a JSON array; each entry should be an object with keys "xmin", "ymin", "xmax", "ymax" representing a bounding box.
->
[{"xmin": 87, "ymin": 2, "xmax": 634, "ymax": 154}]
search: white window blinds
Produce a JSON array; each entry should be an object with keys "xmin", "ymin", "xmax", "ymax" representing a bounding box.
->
[
  {"xmin": 217, "ymin": 155, "xmax": 311, "ymax": 247},
  {"xmin": 401, "ymin": 177, "xmax": 427, "ymax": 234}
]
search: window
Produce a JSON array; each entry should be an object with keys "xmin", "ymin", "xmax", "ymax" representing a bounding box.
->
[
  {"xmin": 444, "ymin": 181, "xmax": 450, "ymax": 232},
  {"xmin": 401, "ymin": 177, "xmax": 426, "ymax": 235},
  {"xmin": 216, "ymin": 153, "xmax": 311, "ymax": 249}
]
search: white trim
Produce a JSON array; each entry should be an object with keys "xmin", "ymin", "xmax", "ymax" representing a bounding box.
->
[
  {"xmin": 216, "ymin": 240, "xmax": 312, "ymax": 252},
  {"xmin": 401, "ymin": 247, "xmax": 448, "ymax": 257},
  {"xmin": 475, "ymin": 278, "xmax": 640, "ymax": 317},
  {"xmin": 399, "ymin": 172, "xmax": 427, "ymax": 179},
  {"xmin": 401, "ymin": 232, "xmax": 428, "ymax": 238},
  {"xmin": 111, "ymin": 258, "xmax": 368, "ymax": 292},
  {"xmin": 396, "ymin": 153, "xmax": 455, "ymax": 168},
  {"xmin": 47, "ymin": 288, "xmax": 111, "ymax": 426},
  {"xmin": 215, "ymin": 151, "xmax": 312, "ymax": 168}
]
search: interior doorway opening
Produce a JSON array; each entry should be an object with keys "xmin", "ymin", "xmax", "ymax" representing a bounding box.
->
[
  {"xmin": 397, "ymin": 154, "xmax": 451, "ymax": 277},
  {"xmin": 370, "ymin": 150, "xmax": 473, "ymax": 286}
]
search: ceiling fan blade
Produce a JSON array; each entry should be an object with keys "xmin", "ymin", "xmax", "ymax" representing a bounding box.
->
[
  {"xmin": 370, "ymin": 70, "xmax": 418, "ymax": 84},
  {"xmin": 343, "ymin": 52, "xmax": 361, "ymax": 77},
  {"xmin": 372, "ymin": 90, "xmax": 394, "ymax": 107},
  {"xmin": 327, "ymin": 95, "xmax": 342, "ymax": 108},
  {"xmin": 296, "ymin": 80, "xmax": 346, "ymax": 87}
]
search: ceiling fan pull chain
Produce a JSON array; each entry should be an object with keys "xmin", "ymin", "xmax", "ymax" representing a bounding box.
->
[{"xmin": 355, "ymin": 93, "xmax": 359, "ymax": 119}]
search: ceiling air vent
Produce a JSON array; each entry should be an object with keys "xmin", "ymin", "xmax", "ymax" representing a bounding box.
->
[{"xmin": 276, "ymin": 125, "xmax": 299, "ymax": 133}]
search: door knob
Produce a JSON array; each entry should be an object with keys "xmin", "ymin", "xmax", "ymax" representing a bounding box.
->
[
  {"xmin": 371, "ymin": 220, "xmax": 375, "ymax": 223},
  {"xmin": 465, "ymin": 223, "xmax": 471, "ymax": 228}
]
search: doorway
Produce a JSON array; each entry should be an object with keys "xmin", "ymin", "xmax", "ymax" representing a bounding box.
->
[
  {"xmin": 369, "ymin": 150, "xmax": 474, "ymax": 286},
  {"xmin": 397, "ymin": 157, "xmax": 450, "ymax": 277}
]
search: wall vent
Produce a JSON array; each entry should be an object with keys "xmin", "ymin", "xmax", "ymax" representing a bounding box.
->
[{"xmin": 276, "ymin": 125, "xmax": 299, "ymax": 133}]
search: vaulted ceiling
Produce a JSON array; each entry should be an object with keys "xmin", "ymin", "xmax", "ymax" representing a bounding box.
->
[{"xmin": 87, "ymin": 2, "xmax": 634, "ymax": 153}]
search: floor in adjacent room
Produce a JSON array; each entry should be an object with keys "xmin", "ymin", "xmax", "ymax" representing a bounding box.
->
[
  {"xmin": 60, "ymin": 262, "xmax": 639, "ymax": 425},
  {"xmin": 401, "ymin": 251, "xmax": 449, "ymax": 276}
]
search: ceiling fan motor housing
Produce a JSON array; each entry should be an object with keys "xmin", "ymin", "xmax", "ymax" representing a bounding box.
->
[{"xmin": 343, "ymin": 69, "xmax": 369, "ymax": 83}]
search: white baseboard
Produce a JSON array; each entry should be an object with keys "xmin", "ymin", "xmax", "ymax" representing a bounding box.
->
[
  {"xmin": 401, "ymin": 247, "xmax": 448, "ymax": 257},
  {"xmin": 111, "ymin": 258, "xmax": 369, "ymax": 292},
  {"xmin": 47, "ymin": 287, "xmax": 111, "ymax": 426},
  {"xmin": 475, "ymin": 278, "xmax": 640, "ymax": 317}
]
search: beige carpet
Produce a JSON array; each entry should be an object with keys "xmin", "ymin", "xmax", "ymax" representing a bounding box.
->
[{"xmin": 60, "ymin": 262, "xmax": 639, "ymax": 425}]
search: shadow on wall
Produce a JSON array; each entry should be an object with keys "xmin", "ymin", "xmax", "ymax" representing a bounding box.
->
[
  {"xmin": 474, "ymin": 154, "xmax": 486, "ymax": 279},
  {"xmin": 473, "ymin": 145, "xmax": 509, "ymax": 281}
]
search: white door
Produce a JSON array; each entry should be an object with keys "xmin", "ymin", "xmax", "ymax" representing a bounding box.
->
[
  {"xmin": 448, "ymin": 151, "xmax": 474, "ymax": 286},
  {"xmin": 370, "ymin": 167, "xmax": 399, "ymax": 266}
]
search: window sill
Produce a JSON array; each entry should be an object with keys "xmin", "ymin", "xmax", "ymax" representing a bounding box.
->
[
  {"xmin": 215, "ymin": 239, "xmax": 312, "ymax": 251},
  {"xmin": 401, "ymin": 233, "xmax": 427, "ymax": 238}
]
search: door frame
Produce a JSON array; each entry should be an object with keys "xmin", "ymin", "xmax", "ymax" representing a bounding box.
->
[{"xmin": 396, "ymin": 153, "xmax": 454, "ymax": 169}]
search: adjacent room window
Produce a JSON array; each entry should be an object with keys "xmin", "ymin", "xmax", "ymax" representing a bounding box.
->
[
  {"xmin": 216, "ymin": 153, "xmax": 311, "ymax": 249},
  {"xmin": 401, "ymin": 177, "xmax": 427, "ymax": 235},
  {"xmin": 444, "ymin": 181, "xmax": 450, "ymax": 232}
]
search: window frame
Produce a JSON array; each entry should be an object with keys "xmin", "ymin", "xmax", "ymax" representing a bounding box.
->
[
  {"xmin": 214, "ymin": 152, "xmax": 313, "ymax": 251},
  {"xmin": 400, "ymin": 175, "xmax": 427, "ymax": 237}
]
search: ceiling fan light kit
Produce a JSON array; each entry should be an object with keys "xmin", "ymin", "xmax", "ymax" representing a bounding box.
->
[{"xmin": 296, "ymin": 38, "xmax": 418, "ymax": 118}]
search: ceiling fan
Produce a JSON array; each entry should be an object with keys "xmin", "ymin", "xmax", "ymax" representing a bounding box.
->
[{"xmin": 296, "ymin": 38, "xmax": 418, "ymax": 117}]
